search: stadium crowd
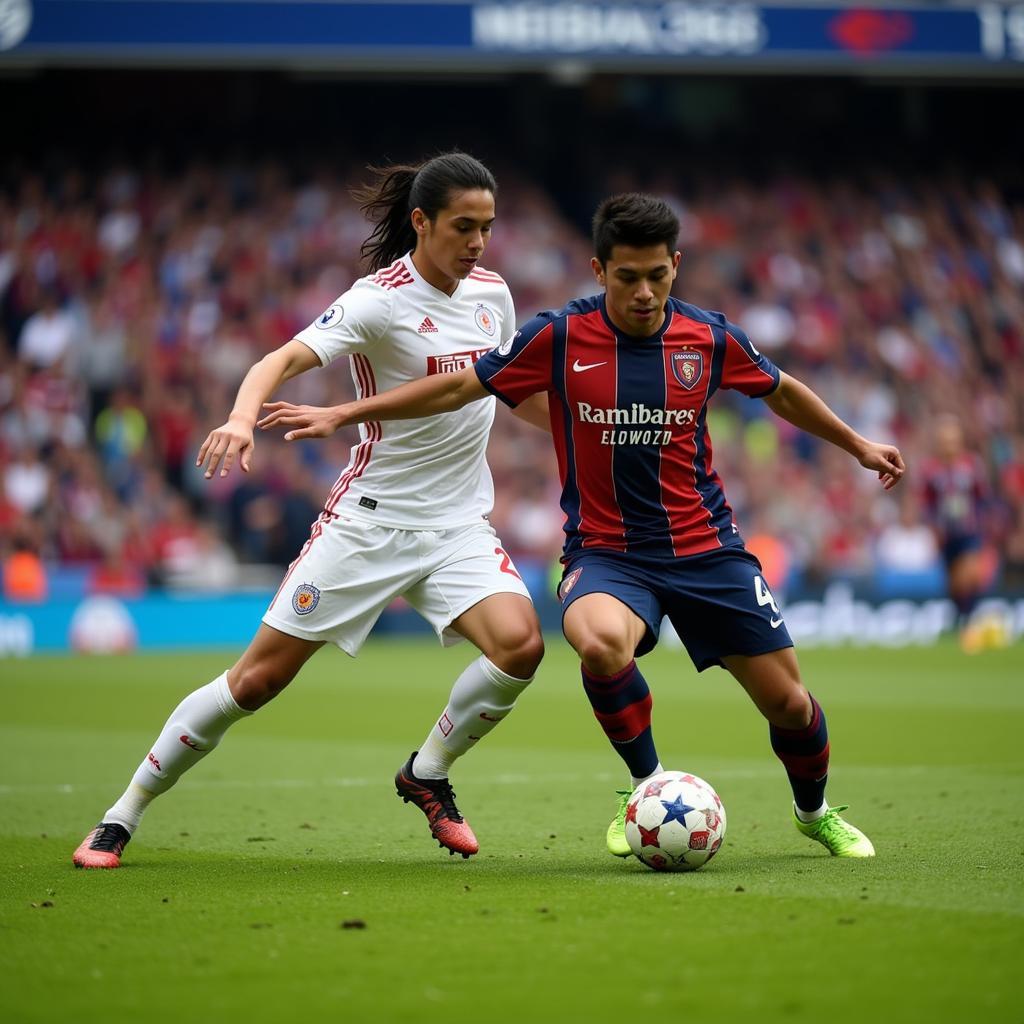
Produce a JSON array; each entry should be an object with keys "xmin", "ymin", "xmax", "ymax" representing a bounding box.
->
[{"xmin": 2, "ymin": 159, "xmax": 1023, "ymax": 602}]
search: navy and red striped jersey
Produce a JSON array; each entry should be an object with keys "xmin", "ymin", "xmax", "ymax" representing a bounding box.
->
[
  {"xmin": 475, "ymin": 294, "xmax": 780, "ymax": 559},
  {"xmin": 920, "ymin": 453, "xmax": 990, "ymax": 541}
]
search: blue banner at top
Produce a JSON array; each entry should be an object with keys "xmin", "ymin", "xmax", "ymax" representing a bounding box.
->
[{"xmin": 2, "ymin": 1, "xmax": 1023, "ymax": 68}]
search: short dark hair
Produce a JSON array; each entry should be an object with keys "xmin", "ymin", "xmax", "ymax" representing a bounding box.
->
[{"xmin": 592, "ymin": 193, "xmax": 680, "ymax": 265}]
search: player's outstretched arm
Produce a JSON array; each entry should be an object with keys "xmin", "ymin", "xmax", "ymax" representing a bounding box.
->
[
  {"xmin": 510, "ymin": 393, "xmax": 551, "ymax": 433},
  {"xmin": 258, "ymin": 364, "xmax": 489, "ymax": 442},
  {"xmin": 763, "ymin": 371, "xmax": 906, "ymax": 490},
  {"xmin": 196, "ymin": 339, "xmax": 321, "ymax": 478}
]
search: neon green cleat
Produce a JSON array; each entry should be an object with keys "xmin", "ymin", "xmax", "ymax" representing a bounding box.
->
[
  {"xmin": 607, "ymin": 789, "xmax": 633, "ymax": 857},
  {"xmin": 795, "ymin": 804, "xmax": 875, "ymax": 858}
]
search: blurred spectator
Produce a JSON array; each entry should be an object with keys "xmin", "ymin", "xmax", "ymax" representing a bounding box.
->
[
  {"xmin": 88, "ymin": 546, "xmax": 146, "ymax": 599},
  {"xmin": 76, "ymin": 290, "xmax": 129, "ymax": 421},
  {"xmin": 874, "ymin": 494, "xmax": 943, "ymax": 600},
  {"xmin": 94, "ymin": 387, "xmax": 147, "ymax": 495},
  {"xmin": 876, "ymin": 496, "xmax": 940, "ymax": 574},
  {"xmin": 17, "ymin": 288, "xmax": 78, "ymax": 370},
  {"xmin": 146, "ymin": 492, "xmax": 203, "ymax": 584},
  {"xmin": 161, "ymin": 521, "xmax": 239, "ymax": 591},
  {"xmin": 3, "ymin": 447, "xmax": 50, "ymax": 514},
  {"xmin": 3, "ymin": 535, "xmax": 47, "ymax": 602},
  {"xmin": 151, "ymin": 382, "xmax": 196, "ymax": 490}
]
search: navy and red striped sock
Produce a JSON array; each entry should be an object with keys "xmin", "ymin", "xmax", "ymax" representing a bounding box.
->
[
  {"xmin": 769, "ymin": 694, "xmax": 830, "ymax": 813},
  {"xmin": 580, "ymin": 661, "xmax": 660, "ymax": 780}
]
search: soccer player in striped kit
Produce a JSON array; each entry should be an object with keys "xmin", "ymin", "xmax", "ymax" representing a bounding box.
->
[
  {"xmin": 262, "ymin": 194, "xmax": 906, "ymax": 860},
  {"xmin": 73, "ymin": 152, "xmax": 546, "ymax": 868},
  {"xmin": 921, "ymin": 415, "xmax": 996, "ymax": 651}
]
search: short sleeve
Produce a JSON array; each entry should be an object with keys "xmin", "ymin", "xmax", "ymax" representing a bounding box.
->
[
  {"xmin": 293, "ymin": 279, "xmax": 392, "ymax": 366},
  {"xmin": 501, "ymin": 287, "xmax": 517, "ymax": 345},
  {"xmin": 720, "ymin": 321, "xmax": 781, "ymax": 398},
  {"xmin": 475, "ymin": 313, "xmax": 554, "ymax": 407}
]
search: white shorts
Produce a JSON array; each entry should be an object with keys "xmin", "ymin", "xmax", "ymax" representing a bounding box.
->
[{"xmin": 262, "ymin": 514, "xmax": 533, "ymax": 656}]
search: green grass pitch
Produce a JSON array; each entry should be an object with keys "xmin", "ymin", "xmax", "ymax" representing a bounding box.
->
[{"xmin": 1, "ymin": 639, "xmax": 1021, "ymax": 1023}]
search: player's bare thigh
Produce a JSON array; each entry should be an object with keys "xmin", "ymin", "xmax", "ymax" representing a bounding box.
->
[
  {"xmin": 562, "ymin": 592, "xmax": 647, "ymax": 676},
  {"xmin": 227, "ymin": 623, "xmax": 324, "ymax": 711},
  {"xmin": 722, "ymin": 648, "xmax": 811, "ymax": 730},
  {"xmin": 449, "ymin": 593, "xmax": 544, "ymax": 679},
  {"xmin": 948, "ymin": 549, "xmax": 984, "ymax": 597}
]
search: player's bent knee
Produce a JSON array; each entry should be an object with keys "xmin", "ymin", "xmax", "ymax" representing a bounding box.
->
[
  {"xmin": 763, "ymin": 688, "xmax": 812, "ymax": 729},
  {"xmin": 575, "ymin": 632, "xmax": 634, "ymax": 677},
  {"xmin": 488, "ymin": 629, "xmax": 545, "ymax": 679}
]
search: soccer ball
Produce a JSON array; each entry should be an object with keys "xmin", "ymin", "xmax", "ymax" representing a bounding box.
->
[{"xmin": 625, "ymin": 770, "xmax": 726, "ymax": 872}]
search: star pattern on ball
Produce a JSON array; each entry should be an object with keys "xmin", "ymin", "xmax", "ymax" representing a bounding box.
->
[
  {"xmin": 660, "ymin": 794, "xmax": 696, "ymax": 826},
  {"xmin": 638, "ymin": 824, "xmax": 661, "ymax": 848},
  {"xmin": 644, "ymin": 778, "xmax": 668, "ymax": 797},
  {"xmin": 625, "ymin": 800, "xmax": 638, "ymax": 824}
]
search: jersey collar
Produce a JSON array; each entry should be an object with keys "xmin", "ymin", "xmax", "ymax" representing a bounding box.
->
[
  {"xmin": 599, "ymin": 294, "xmax": 675, "ymax": 345},
  {"xmin": 404, "ymin": 252, "xmax": 464, "ymax": 302}
]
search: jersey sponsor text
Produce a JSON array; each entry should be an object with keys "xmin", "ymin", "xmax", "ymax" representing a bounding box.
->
[
  {"xmin": 427, "ymin": 348, "xmax": 492, "ymax": 375},
  {"xmin": 601, "ymin": 428, "xmax": 673, "ymax": 447},
  {"xmin": 577, "ymin": 401, "xmax": 695, "ymax": 427}
]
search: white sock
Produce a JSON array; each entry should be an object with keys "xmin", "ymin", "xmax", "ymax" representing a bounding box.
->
[
  {"xmin": 795, "ymin": 800, "xmax": 829, "ymax": 823},
  {"xmin": 630, "ymin": 764, "xmax": 665, "ymax": 790},
  {"xmin": 412, "ymin": 656, "xmax": 533, "ymax": 780},
  {"xmin": 104, "ymin": 673, "xmax": 251, "ymax": 832}
]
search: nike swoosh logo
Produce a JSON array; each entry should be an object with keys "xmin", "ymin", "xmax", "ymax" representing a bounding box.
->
[
  {"xmin": 770, "ymin": 617, "xmax": 784, "ymax": 629},
  {"xmin": 572, "ymin": 359, "xmax": 607, "ymax": 373}
]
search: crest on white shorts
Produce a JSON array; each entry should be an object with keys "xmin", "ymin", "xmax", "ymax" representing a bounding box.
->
[{"xmin": 292, "ymin": 583, "xmax": 321, "ymax": 615}]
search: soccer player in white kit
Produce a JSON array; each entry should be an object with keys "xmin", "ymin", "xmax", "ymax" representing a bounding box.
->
[{"xmin": 73, "ymin": 153, "xmax": 545, "ymax": 867}]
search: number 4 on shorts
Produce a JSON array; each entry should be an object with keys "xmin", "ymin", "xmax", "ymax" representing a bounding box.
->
[{"xmin": 753, "ymin": 574, "xmax": 784, "ymax": 628}]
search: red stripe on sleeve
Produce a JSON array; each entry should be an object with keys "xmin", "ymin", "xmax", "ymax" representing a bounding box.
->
[
  {"xmin": 722, "ymin": 331, "xmax": 778, "ymax": 396},
  {"xmin": 481, "ymin": 321, "xmax": 554, "ymax": 405}
]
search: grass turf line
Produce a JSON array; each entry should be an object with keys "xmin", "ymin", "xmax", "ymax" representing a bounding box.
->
[{"xmin": 0, "ymin": 640, "xmax": 1021, "ymax": 1023}]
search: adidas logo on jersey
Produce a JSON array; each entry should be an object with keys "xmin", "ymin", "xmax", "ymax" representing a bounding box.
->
[{"xmin": 418, "ymin": 316, "xmax": 438, "ymax": 334}]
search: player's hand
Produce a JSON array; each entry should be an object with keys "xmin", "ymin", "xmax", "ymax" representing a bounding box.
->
[
  {"xmin": 257, "ymin": 401, "xmax": 346, "ymax": 441},
  {"xmin": 196, "ymin": 415, "xmax": 255, "ymax": 479},
  {"xmin": 858, "ymin": 442, "xmax": 906, "ymax": 490}
]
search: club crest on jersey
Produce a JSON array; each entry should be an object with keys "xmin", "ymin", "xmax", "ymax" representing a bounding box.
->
[
  {"xmin": 672, "ymin": 350, "xmax": 703, "ymax": 390},
  {"xmin": 291, "ymin": 583, "xmax": 320, "ymax": 615},
  {"xmin": 475, "ymin": 304, "xmax": 497, "ymax": 337},
  {"xmin": 316, "ymin": 305, "xmax": 344, "ymax": 330},
  {"xmin": 558, "ymin": 567, "xmax": 583, "ymax": 601}
]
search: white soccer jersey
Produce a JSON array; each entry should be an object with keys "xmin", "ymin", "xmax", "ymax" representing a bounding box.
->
[{"xmin": 294, "ymin": 254, "xmax": 515, "ymax": 529}]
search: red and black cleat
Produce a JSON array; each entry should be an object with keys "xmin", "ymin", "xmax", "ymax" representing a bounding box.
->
[
  {"xmin": 73, "ymin": 822, "xmax": 132, "ymax": 869},
  {"xmin": 395, "ymin": 753, "xmax": 479, "ymax": 858}
]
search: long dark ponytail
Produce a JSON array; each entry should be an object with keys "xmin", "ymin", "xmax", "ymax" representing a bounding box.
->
[{"xmin": 352, "ymin": 152, "xmax": 497, "ymax": 272}]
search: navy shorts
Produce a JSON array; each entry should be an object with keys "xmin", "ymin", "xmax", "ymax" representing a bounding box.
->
[
  {"xmin": 941, "ymin": 533, "xmax": 982, "ymax": 566},
  {"xmin": 558, "ymin": 547, "xmax": 794, "ymax": 672}
]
